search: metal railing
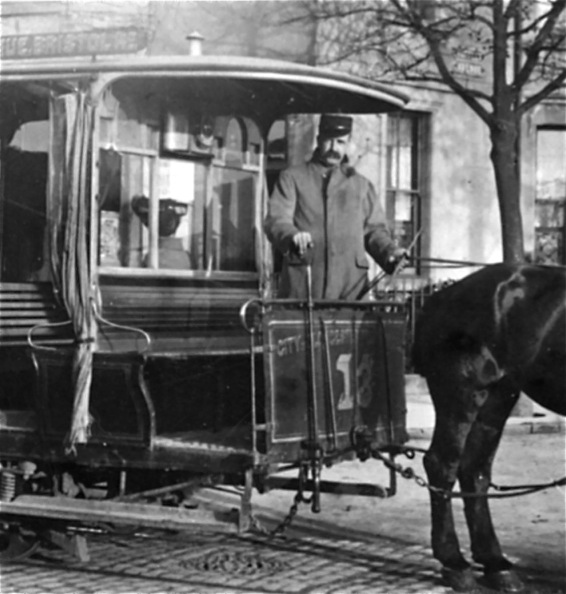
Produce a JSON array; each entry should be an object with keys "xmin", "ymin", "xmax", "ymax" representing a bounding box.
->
[{"xmin": 375, "ymin": 277, "xmax": 454, "ymax": 372}]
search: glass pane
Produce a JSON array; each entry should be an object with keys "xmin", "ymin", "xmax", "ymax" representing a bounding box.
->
[
  {"xmin": 386, "ymin": 146, "xmax": 397, "ymax": 188},
  {"xmin": 95, "ymin": 82, "xmax": 261, "ymax": 276},
  {"xmin": 98, "ymin": 151, "xmax": 150, "ymax": 268},
  {"xmin": 98, "ymin": 153, "xmax": 208, "ymax": 271},
  {"xmin": 537, "ymin": 130, "xmax": 566, "ymax": 200},
  {"xmin": 225, "ymin": 118, "xmax": 245, "ymax": 167},
  {"xmin": 386, "ymin": 114, "xmax": 414, "ymax": 189},
  {"xmin": 398, "ymin": 117, "xmax": 413, "ymax": 147},
  {"xmin": 397, "ymin": 145, "xmax": 412, "ymax": 190},
  {"xmin": 114, "ymin": 93, "xmax": 159, "ymax": 151},
  {"xmin": 535, "ymin": 229, "xmax": 563, "ymax": 265},
  {"xmin": 267, "ymin": 119, "xmax": 287, "ymax": 162},
  {"xmin": 211, "ymin": 167, "xmax": 256, "ymax": 272},
  {"xmin": 535, "ymin": 200, "xmax": 564, "ymax": 228},
  {"xmin": 152, "ymin": 159, "xmax": 195, "ymax": 270},
  {"xmin": 394, "ymin": 190, "xmax": 413, "ymax": 222},
  {"xmin": 387, "ymin": 115, "xmax": 399, "ymax": 144}
]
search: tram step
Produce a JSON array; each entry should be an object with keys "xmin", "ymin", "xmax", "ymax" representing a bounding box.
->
[{"xmin": 0, "ymin": 495, "xmax": 239, "ymax": 533}]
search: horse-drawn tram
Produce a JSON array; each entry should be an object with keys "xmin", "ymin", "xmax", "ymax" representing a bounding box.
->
[{"xmin": 0, "ymin": 39, "xmax": 410, "ymax": 559}]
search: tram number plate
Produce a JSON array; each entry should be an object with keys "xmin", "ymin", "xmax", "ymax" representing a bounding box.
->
[{"xmin": 262, "ymin": 307, "xmax": 406, "ymax": 446}]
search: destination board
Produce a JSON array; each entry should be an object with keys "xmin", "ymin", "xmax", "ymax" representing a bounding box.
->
[{"xmin": 1, "ymin": 28, "xmax": 147, "ymax": 60}]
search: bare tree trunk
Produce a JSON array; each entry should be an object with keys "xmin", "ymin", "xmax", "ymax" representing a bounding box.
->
[{"xmin": 489, "ymin": 121, "xmax": 525, "ymax": 264}]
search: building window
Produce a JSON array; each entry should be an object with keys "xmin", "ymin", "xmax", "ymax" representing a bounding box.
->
[
  {"xmin": 385, "ymin": 111, "xmax": 428, "ymax": 274},
  {"xmin": 535, "ymin": 127, "xmax": 566, "ymax": 265}
]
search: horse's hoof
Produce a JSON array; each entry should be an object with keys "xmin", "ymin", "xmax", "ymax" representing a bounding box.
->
[
  {"xmin": 484, "ymin": 569, "xmax": 524, "ymax": 592},
  {"xmin": 441, "ymin": 567, "xmax": 478, "ymax": 592}
]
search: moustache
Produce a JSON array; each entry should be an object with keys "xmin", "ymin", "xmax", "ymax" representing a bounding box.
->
[{"xmin": 323, "ymin": 150, "xmax": 341, "ymax": 160}]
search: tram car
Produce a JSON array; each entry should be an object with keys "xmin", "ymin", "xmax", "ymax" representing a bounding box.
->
[{"xmin": 0, "ymin": 35, "xmax": 409, "ymax": 558}]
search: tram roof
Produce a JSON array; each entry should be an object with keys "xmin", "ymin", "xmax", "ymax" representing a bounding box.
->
[{"xmin": 0, "ymin": 54, "xmax": 409, "ymax": 115}]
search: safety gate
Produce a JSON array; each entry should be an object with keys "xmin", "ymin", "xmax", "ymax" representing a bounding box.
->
[{"xmin": 244, "ymin": 300, "xmax": 409, "ymax": 465}]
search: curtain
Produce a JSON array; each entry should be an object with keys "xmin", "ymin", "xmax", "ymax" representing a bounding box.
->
[{"xmin": 49, "ymin": 91, "xmax": 96, "ymax": 451}]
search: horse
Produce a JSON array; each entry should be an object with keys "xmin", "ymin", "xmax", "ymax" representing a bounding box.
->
[{"xmin": 412, "ymin": 263, "xmax": 565, "ymax": 592}]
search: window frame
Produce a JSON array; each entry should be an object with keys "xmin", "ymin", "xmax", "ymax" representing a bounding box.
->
[
  {"xmin": 383, "ymin": 110, "xmax": 430, "ymax": 276},
  {"xmin": 93, "ymin": 89, "xmax": 264, "ymax": 281},
  {"xmin": 534, "ymin": 125, "xmax": 566, "ymax": 265}
]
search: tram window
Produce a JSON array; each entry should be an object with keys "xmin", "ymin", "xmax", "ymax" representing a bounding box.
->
[
  {"xmin": 211, "ymin": 166, "xmax": 256, "ymax": 271},
  {"xmin": 97, "ymin": 96, "xmax": 261, "ymax": 275},
  {"xmin": 225, "ymin": 118, "xmax": 245, "ymax": 167},
  {"xmin": 99, "ymin": 153, "xmax": 200, "ymax": 270},
  {"xmin": 97, "ymin": 151, "xmax": 259, "ymax": 273},
  {"xmin": 0, "ymin": 114, "xmax": 49, "ymax": 283},
  {"xmin": 265, "ymin": 119, "xmax": 286, "ymax": 190}
]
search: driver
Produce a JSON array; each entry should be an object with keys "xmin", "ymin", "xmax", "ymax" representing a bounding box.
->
[{"xmin": 264, "ymin": 114, "xmax": 407, "ymax": 300}]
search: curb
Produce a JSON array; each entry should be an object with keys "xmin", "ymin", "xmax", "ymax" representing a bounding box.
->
[{"xmin": 407, "ymin": 417, "xmax": 565, "ymax": 441}]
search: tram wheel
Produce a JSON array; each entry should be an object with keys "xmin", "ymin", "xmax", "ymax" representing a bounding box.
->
[{"xmin": 0, "ymin": 526, "xmax": 41, "ymax": 562}]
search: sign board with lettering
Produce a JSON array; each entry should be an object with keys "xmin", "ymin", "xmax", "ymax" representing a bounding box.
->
[
  {"xmin": 261, "ymin": 304, "xmax": 407, "ymax": 462},
  {"xmin": 0, "ymin": 28, "xmax": 147, "ymax": 60}
]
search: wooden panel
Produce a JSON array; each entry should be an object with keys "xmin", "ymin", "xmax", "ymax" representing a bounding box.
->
[
  {"xmin": 98, "ymin": 275, "xmax": 257, "ymax": 354},
  {"xmin": 31, "ymin": 349, "xmax": 155, "ymax": 448}
]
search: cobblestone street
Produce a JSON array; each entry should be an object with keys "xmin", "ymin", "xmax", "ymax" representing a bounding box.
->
[
  {"xmin": 2, "ymin": 531, "xmax": 448, "ymax": 594},
  {"xmin": 1, "ymin": 429, "xmax": 564, "ymax": 594}
]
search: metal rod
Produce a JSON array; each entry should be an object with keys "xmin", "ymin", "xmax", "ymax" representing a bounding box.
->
[
  {"xmin": 321, "ymin": 321, "xmax": 338, "ymax": 452},
  {"xmin": 304, "ymin": 263, "xmax": 321, "ymax": 513},
  {"xmin": 112, "ymin": 476, "xmax": 218, "ymax": 502},
  {"xmin": 414, "ymin": 256, "xmax": 487, "ymax": 267},
  {"xmin": 265, "ymin": 476, "xmax": 392, "ymax": 498},
  {"xmin": 305, "ymin": 264, "xmax": 319, "ymax": 446},
  {"xmin": 249, "ymin": 327, "xmax": 258, "ymax": 457}
]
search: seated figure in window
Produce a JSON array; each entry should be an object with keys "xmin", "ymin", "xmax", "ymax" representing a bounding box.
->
[{"xmin": 131, "ymin": 196, "xmax": 191, "ymax": 269}]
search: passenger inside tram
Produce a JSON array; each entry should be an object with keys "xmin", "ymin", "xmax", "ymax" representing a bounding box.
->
[{"xmin": 131, "ymin": 196, "xmax": 192, "ymax": 270}]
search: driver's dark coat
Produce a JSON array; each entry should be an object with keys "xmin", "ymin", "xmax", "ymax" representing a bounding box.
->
[{"xmin": 264, "ymin": 155, "xmax": 395, "ymax": 300}]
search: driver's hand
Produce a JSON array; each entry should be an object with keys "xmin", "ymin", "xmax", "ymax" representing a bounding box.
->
[
  {"xmin": 387, "ymin": 247, "xmax": 409, "ymax": 273},
  {"xmin": 291, "ymin": 232, "xmax": 313, "ymax": 257}
]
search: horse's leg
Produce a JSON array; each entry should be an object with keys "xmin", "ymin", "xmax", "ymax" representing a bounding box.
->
[
  {"xmin": 458, "ymin": 384, "xmax": 524, "ymax": 591},
  {"xmin": 423, "ymin": 377, "xmax": 479, "ymax": 590}
]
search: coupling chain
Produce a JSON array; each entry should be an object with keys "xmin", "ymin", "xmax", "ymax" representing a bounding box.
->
[
  {"xmin": 250, "ymin": 491, "xmax": 304, "ymax": 538},
  {"xmin": 372, "ymin": 448, "xmax": 566, "ymax": 500},
  {"xmin": 250, "ymin": 462, "xmax": 315, "ymax": 538},
  {"xmin": 372, "ymin": 449, "xmax": 431, "ymax": 490}
]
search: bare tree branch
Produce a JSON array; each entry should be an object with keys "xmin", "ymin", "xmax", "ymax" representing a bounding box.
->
[
  {"xmin": 514, "ymin": 0, "xmax": 566, "ymax": 90},
  {"xmin": 519, "ymin": 68, "xmax": 566, "ymax": 113},
  {"xmin": 390, "ymin": 0, "xmax": 493, "ymax": 123}
]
